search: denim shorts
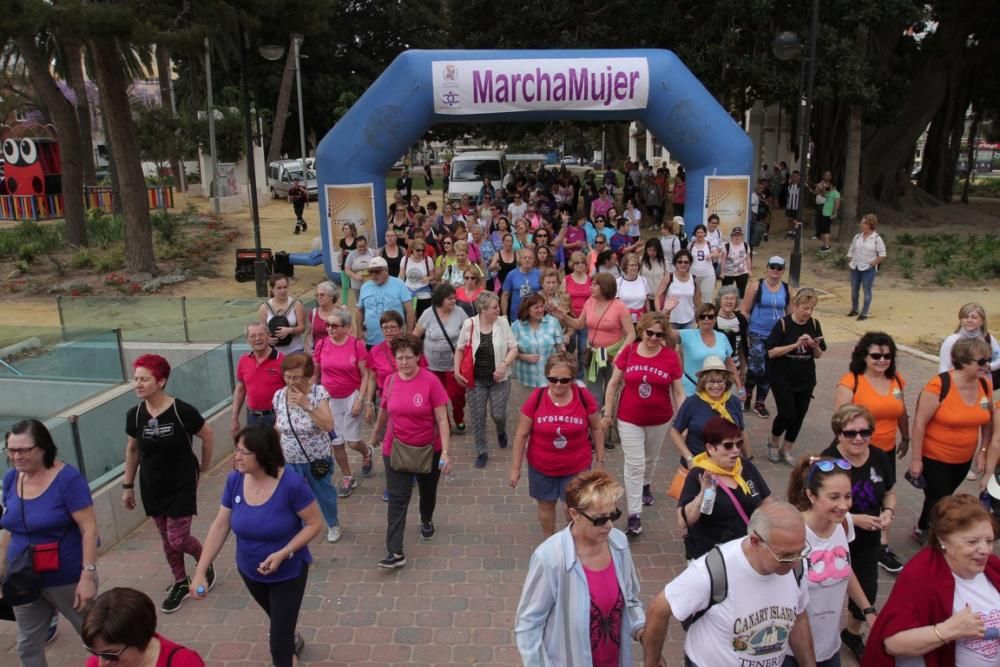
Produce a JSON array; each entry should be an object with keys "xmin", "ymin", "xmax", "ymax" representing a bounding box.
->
[{"xmin": 528, "ymin": 463, "xmax": 584, "ymax": 503}]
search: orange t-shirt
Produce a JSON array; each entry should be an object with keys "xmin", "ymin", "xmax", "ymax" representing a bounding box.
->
[
  {"xmin": 838, "ymin": 372, "xmax": 907, "ymax": 452},
  {"xmin": 921, "ymin": 372, "xmax": 993, "ymax": 464}
]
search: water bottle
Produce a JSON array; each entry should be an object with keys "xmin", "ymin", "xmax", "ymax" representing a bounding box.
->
[
  {"xmin": 196, "ymin": 585, "xmax": 206, "ymax": 595},
  {"xmin": 700, "ymin": 476, "xmax": 717, "ymax": 515},
  {"xmin": 439, "ymin": 458, "xmax": 454, "ymax": 482}
]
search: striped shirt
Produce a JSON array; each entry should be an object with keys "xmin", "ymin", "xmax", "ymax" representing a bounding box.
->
[
  {"xmin": 511, "ymin": 315, "xmax": 564, "ymax": 388},
  {"xmin": 785, "ymin": 183, "xmax": 801, "ymax": 212}
]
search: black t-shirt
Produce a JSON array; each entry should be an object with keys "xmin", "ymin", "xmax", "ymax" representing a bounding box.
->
[
  {"xmin": 126, "ymin": 399, "xmax": 205, "ymax": 517},
  {"xmin": 678, "ymin": 461, "xmax": 771, "ymax": 560},
  {"xmin": 765, "ymin": 315, "xmax": 826, "ymax": 390},
  {"xmin": 820, "ymin": 443, "xmax": 895, "ymax": 550}
]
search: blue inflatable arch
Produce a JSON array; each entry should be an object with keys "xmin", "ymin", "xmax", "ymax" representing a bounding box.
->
[{"xmin": 315, "ymin": 49, "xmax": 752, "ymax": 280}]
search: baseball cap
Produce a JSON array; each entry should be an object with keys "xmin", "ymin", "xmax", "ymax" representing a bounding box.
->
[
  {"xmin": 672, "ymin": 215, "xmax": 685, "ymax": 227},
  {"xmin": 731, "ymin": 226, "xmax": 743, "ymax": 235},
  {"xmin": 768, "ymin": 256, "xmax": 785, "ymax": 267},
  {"xmin": 368, "ymin": 257, "xmax": 389, "ymax": 270}
]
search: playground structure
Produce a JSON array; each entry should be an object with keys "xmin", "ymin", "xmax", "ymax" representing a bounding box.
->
[{"xmin": 314, "ymin": 49, "xmax": 754, "ymax": 281}]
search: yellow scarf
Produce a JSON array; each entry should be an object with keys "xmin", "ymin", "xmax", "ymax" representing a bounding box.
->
[
  {"xmin": 697, "ymin": 389, "xmax": 734, "ymax": 423},
  {"xmin": 692, "ymin": 452, "xmax": 751, "ymax": 494}
]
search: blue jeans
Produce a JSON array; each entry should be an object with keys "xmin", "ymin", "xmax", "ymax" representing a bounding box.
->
[
  {"xmin": 286, "ymin": 459, "xmax": 339, "ymax": 527},
  {"xmin": 246, "ymin": 410, "xmax": 276, "ymax": 429},
  {"xmin": 574, "ymin": 328, "xmax": 588, "ymax": 380},
  {"xmin": 850, "ymin": 267, "xmax": 876, "ymax": 315}
]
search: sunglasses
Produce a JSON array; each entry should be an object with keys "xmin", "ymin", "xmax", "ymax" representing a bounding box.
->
[
  {"xmin": 868, "ymin": 352, "xmax": 893, "ymax": 361},
  {"xmin": 644, "ymin": 329, "xmax": 666, "ymax": 339},
  {"xmin": 326, "ymin": 322, "xmax": 344, "ymax": 329},
  {"xmin": 768, "ymin": 264, "xmax": 784, "ymax": 270},
  {"xmin": 840, "ymin": 428, "xmax": 873, "ymax": 440},
  {"xmin": 806, "ymin": 458, "xmax": 851, "ymax": 485},
  {"xmin": 575, "ymin": 507, "xmax": 622, "ymax": 526},
  {"xmin": 85, "ymin": 645, "xmax": 129, "ymax": 662},
  {"xmin": 464, "ymin": 275, "xmax": 476, "ymax": 280},
  {"xmin": 711, "ymin": 439, "xmax": 744, "ymax": 451},
  {"xmin": 699, "ymin": 313, "xmax": 717, "ymax": 320},
  {"xmin": 595, "ymin": 240, "xmax": 606, "ymax": 244},
  {"xmin": 546, "ymin": 376, "xmax": 573, "ymax": 384},
  {"xmin": 675, "ymin": 260, "xmax": 691, "ymax": 265},
  {"xmin": 976, "ymin": 358, "xmax": 990, "ymax": 367}
]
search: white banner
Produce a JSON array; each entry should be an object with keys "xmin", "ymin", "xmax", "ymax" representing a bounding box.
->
[{"xmin": 432, "ymin": 58, "xmax": 649, "ymax": 115}]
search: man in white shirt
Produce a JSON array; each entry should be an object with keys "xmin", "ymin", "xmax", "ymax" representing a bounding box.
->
[{"xmin": 643, "ymin": 502, "xmax": 817, "ymax": 667}]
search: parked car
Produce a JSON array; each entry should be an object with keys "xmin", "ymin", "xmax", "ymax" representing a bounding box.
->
[
  {"xmin": 267, "ymin": 159, "xmax": 318, "ymax": 200},
  {"xmin": 560, "ymin": 155, "xmax": 582, "ymax": 165},
  {"xmin": 446, "ymin": 150, "xmax": 506, "ymax": 202}
]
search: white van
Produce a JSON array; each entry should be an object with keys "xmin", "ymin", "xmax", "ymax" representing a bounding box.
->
[
  {"xmin": 447, "ymin": 151, "xmax": 506, "ymax": 203},
  {"xmin": 267, "ymin": 159, "xmax": 318, "ymax": 200}
]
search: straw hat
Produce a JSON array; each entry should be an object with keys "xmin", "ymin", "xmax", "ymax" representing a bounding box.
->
[{"xmin": 696, "ymin": 355, "xmax": 731, "ymax": 378}]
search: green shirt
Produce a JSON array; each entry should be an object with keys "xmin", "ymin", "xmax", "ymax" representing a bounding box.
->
[{"xmin": 822, "ymin": 188, "xmax": 841, "ymax": 217}]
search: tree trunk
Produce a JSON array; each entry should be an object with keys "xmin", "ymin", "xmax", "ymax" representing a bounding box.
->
[
  {"xmin": 90, "ymin": 39, "xmax": 157, "ymax": 275},
  {"xmin": 839, "ymin": 106, "xmax": 863, "ymax": 241},
  {"xmin": 961, "ymin": 108, "xmax": 980, "ymax": 204},
  {"xmin": 61, "ymin": 37, "xmax": 97, "ymax": 186},
  {"xmin": 156, "ymin": 44, "xmax": 185, "ymax": 193},
  {"xmin": 14, "ymin": 35, "xmax": 88, "ymax": 247},
  {"xmin": 266, "ymin": 41, "xmax": 297, "ymax": 165}
]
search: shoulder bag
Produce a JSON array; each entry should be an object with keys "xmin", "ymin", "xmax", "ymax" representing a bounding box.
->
[
  {"xmin": 385, "ymin": 374, "xmax": 435, "ymax": 474},
  {"xmin": 285, "ymin": 390, "xmax": 331, "ymax": 480},
  {"xmin": 0, "ymin": 473, "xmax": 62, "ymax": 605},
  {"xmin": 432, "ymin": 307, "xmax": 457, "ymax": 354},
  {"xmin": 459, "ymin": 318, "xmax": 476, "ymax": 389}
]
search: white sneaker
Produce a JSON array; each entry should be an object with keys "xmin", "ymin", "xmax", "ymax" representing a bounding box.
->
[{"xmin": 327, "ymin": 525, "xmax": 342, "ymax": 543}]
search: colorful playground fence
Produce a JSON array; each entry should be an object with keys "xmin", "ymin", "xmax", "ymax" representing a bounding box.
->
[{"xmin": 0, "ymin": 186, "xmax": 175, "ymax": 222}]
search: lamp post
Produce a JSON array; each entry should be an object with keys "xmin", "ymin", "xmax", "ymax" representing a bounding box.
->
[
  {"xmin": 238, "ymin": 20, "xmax": 268, "ymax": 297},
  {"xmin": 204, "ymin": 37, "xmax": 219, "ymax": 217},
  {"xmin": 260, "ymin": 37, "xmax": 309, "ymax": 201},
  {"xmin": 772, "ymin": 0, "xmax": 819, "ymax": 289}
]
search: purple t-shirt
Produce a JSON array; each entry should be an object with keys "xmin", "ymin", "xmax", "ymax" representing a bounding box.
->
[
  {"xmin": 221, "ymin": 469, "xmax": 315, "ymax": 583},
  {"xmin": 2, "ymin": 466, "xmax": 93, "ymax": 587}
]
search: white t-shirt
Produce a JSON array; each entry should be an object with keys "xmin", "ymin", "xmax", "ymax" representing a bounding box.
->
[
  {"xmin": 707, "ymin": 227, "xmax": 724, "ymax": 251},
  {"xmin": 507, "ymin": 201, "xmax": 528, "ymax": 221},
  {"xmin": 401, "ymin": 256, "xmax": 434, "ymax": 299},
  {"xmin": 667, "ymin": 274, "xmax": 696, "ymax": 325},
  {"xmin": 793, "ymin": 515, "xmax": 855, "ymax": 662},
  {"xmin": 953, "ymin": 572, "xmax": 1000, "ymax": 666},
  {"xmin": 666, "ymin": 538, "xmax": 809, "ymax": 666},
  {"xmin": 689, "ymin": 241, "xmax": 715, "ymax": 277},
  {"xmin": 616, "ymin": 276, "xmax": 651, "ymax": 321}
]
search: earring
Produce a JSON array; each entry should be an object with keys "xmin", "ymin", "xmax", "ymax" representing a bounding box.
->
[{"xmin": 940, "ymin": 544, "xmax": 946, "ymax": 550}]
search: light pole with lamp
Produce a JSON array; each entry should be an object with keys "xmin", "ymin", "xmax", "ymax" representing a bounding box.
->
[
  {"xmin": 772, "ymin": 0, "xmax": 819, "ymax": 289},
  {"xmin": 238, "ymin": 20, "xmax": 269, "ymax": 297},
  {"xmin": 260, "ymin": 37, "xmax": 309, "ymax": 209}
]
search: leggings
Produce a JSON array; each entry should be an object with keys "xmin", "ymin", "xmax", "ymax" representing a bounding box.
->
[
  {"xmin": 918, "ymin": 456, "xmax": 973, "ymax": 530},
  {"xmin": 847, "ymin": 533, "xmax": 880, "ymax": 621},
  {"xmin": 721, "ymin": 273, "xmax": 750, "ymax": 299},
  {"xmin": 240, "ymin": 563, "xmax": 309, "ymax": 667},
  {"xmin": 152, "ymin": 515, "xmax": 202, "ymax": 583},
  {"xmin": 467, "ymin": 377, "xmax": 510, "ymax": 456},
  {"xmin": 770, "ymin": 385, "xmax": 812, "ymax": 443},
  {"xmin": 745, "ymin": 334, "xmax": 771, "ymax": 405}
]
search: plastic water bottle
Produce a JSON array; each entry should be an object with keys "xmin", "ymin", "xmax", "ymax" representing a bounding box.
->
[
  {"xmin": 439, "ymin": 458, "xmax": 454, "ymax": 483},
  {"xmin": 196, "ymin": 585, "xmax": 206, "ymax": 595},
  {"xmin": 700, "ymin": 476, "xmax": 717, "ymax": 515}
]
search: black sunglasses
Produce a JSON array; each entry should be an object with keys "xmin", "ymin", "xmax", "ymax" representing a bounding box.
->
[
  {"xmin": 868, "ymin": 353, "xmax": 894, "ymax": 361},
  {"xmin": 575, "ymin": 507, "xmax": 622, "ymax": 526},
  {"xmin": 546, "ymin": 376, "xmax": 573, "ymax": 384},
  {"xmin": 711, "ymin": 439, "xmax": 744, "ymax": 451},
  {"xmin": 976, "ymin": 358, "xmax": 990, "ymax": 367},
  {"xmin": 644, "ymin": 330, "xmax": 666, "ymax": 339},
  {"xmin": 841, "ymin": 428, "xmax": 874, "ymax": 439},
  {"xmin": 699, "ymin": 313, "xmax": 717, "ymax": 320},
  {"xmin": 768, "ymin": 263, "xmax": 784, "ymax": 270},
  {"xmin": 85, "ymin": 645, "xmax": 129, "ymax": 662}
]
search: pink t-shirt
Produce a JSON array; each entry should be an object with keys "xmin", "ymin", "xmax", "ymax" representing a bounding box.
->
[
  {"xmin": 309, "ymin": 309, "xmax": 327, "ymax": 346},
  {"xmin": 369, "ymin": 341, "xmax": 427, "ymax": 392},
  {"xmin": 521, "ymin": 386, "xmax": 596, "ymax": 476},
  {"xmin": 381, "ymin": 369, "xmax": 448, "ymax": 454},
  {"xmin": 314, "ymin": 335, "xmax": 368, "ymax": 399},
  {"xmin": 565, "ymin": 274, "xmax": 592, "ymax": 317},
  {"xmin": 87, "ymin": 635, "xmax": 204, "ymax": 667},
  {"xmin": 614, "ymin": 343, "xmax": 682, "ymax": 426},
  {"xmin": 564, "ymin": 225, "xmax": 586, "ymax": 250},
  {"xmin": 581, "ymin": 298, "xmax": 629, "ymax": 348},
  {"xmin": 584, "ymin": 560, "xmax": 624, "ymax": 667}
]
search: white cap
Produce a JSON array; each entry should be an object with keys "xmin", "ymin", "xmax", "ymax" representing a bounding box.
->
[
  {"xmin": 672, "ymin": 215, "xmax": 685, "ymax": 227},
  {"xmin": 368, "ymin": 257, "xmax": 389, "ymax": 270},
  {"xmin": 767, "ymin": 255, "xmax": 785, "ymax": 266}
]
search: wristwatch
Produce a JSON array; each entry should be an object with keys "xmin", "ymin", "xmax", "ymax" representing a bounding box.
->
[
  {"xmin": 122, "ymin": 483, "xmax": 134, "ymax": 490},
  {"xmin": 862, "ymin": 606, "xmax": 878, "ymax": 616},
  {"xmin": 82, "ymin": 564, "xmax": 97, "ymax": 572}
]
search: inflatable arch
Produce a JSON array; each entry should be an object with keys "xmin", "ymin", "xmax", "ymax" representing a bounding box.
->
[{"xmin": 315, "ymin": 49, "xmax": 753, "ymax": 280}]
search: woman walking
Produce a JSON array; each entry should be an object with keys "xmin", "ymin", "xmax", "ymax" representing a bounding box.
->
[
  {"xmin": 687, "ymin": 224, "xmax": 717, "ymax": 304},
  {"xmin": 414, "ymin": 284, "xmax": 470, "ymax": 432},
  {"xmin": 338, "ymin": 223, "xmax": 357, "ymax": 305},
  {"xmin": 715, "ymin": 285, "xmax": 749, "ymax": 387},
  {"xmin": 488, "ymin": 233, "xmax": 518, "ymax": 294},
  {"xmin": 564, "ymin": 252, "xmax": 592, "ymax": 376},
  {"xmin": 122, "ymin": 354, "xmax": 215, "ymax": 614},
  {"xmin": 400, "ymin": 240, "xmax": 436, "ymax": 320},
  {"xmin": 191, "ymin": 426, "xmax": 322, "ymax": 667},
  {"xmin": 639, "ymin": 239, "xmax": 668, "ymax": 307},
  {"xmin": 381, "ymin": 229, "xmax": 405, "ymax": 279},
  {"xmin": 343, "ymin": 235, "xmax": 377, "ymax": 303},
  {"xmin": 654, "ymin": 249, "xmax": 699, "ymax": 330},
  {"xmin": 819, "ymin": 404, "xmax": 898, "ymax": 661},
  {"xmin": 511, "ymin": 294, "xmax": 565, "ymax": 393},
  {"xmin": 765, "ymin": 288, "xmax": 826, "ymax": 465},
  {"xmin": 939, "ymin": 302, "xmax": 1000, "ymax": 387},
  {"xmin": 616, "ymin": 254, "xmax": 653, "ymax": 325},
  {"xmin": 601, "ymin": 312, "xmax": 685, "ymax": 536},
  {"xmin": 740, "ymin": 256, "xmax": 790, "ymax": 418},
  {"xmin": 845, "ymin": 213, "xmax": 886, "ymax": 321},
  {"xmin": 678, "ymin": 302, "xmax": 740, "ymax": 397},
  {"xmin": 273, "ymin": 353, "xmax": 340, "ymax": 543},
  {"xmin": 719, "ymin": 226, "xmax": 752, "ymax": 298},
  {"xmin": 509, "ymin": 354, "xmax": 604, "ymax": 537},
  {"xmin": 454, "ymin": 291, "xmax": 519, "ymax": 468},
  {"xmin": 307, "ymin": 281, "xmax": 340, "ymax": 350},
  {"xmin": 259, "ymin": 274, "xmax": 306, "ymax": 354},
  {"xmin": 670, "ymin": 356, "xmax": 750, "ymax": 464},
  {"xmin": 368, "ymin": 335, "xmax": 453, "ymax": 569}
]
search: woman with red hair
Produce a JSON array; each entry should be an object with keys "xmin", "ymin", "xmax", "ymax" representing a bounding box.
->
[{"xmin": 121, "ymin": 354, "xmax": 216, "ymax": 615}]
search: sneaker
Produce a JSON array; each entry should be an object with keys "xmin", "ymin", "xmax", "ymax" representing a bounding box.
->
[
  {"xmin": 378, "ymin": 553, "xmax": 406, "ymax": 569},
  {"xmin": 327, "ymin": 524, "xmax": 342, "ymax": 543},
  {"xmin": 878, "ymin": 546, "xmax": 904, "ymax": 573},
  {"xmin": 911, "ymin": 526, "xmax": 927, "ymax": 546},
  {"xmin": 293, "ymin": 225, "xmax": 301, "ymax": 235},
  {"xmin": 301, "ymin": 221, "xmax": 307, "ymax": 232},
  {"xmin": 847, "ymin": 310, "xmax": 859, "ymax": 317},
  {"xmin": 841, "ymin": 629, "xmax": 865, "ymax": 661},
  {"xmin": 382, "ymin": 488, "xmax": 389, "ymax": 502},
  {"xmin": 753, "ymin": 403, "xmax": 770, "ymax": 419},
  {"xmin": 161, "ymin": 579, "xmax": 190, "ymax": 614},
  {"xmin": 420, "ymin": 521, "xmax": 436, "ymax": 541},
  {"xmin": 497, "ymin": 432, "xmax": 508, "ymax": 449},
  {"xmin": 642, "ymin": 484, "xmax": 655, "ymax": 506},
  {"xmin": 857, "ymin": 314, "xmax": 869, "ymax": 321},
  {"xmin": 766, "ymin": 444, "xmax": 781, "ymax": 464},
  {"xmin": 475, "ymin": 453, "xmax": 488, "ymax": 468},
  {"xmin": 818, "ymin": 245, "xmax": 832, "ymax": 253},
  {"xmin": 626, "ymin": 514, "xmax": 642, "ymax": 536},
  {"xmin": 45, "ymin": 614, "xmax": 58, "ymax": 645},
  {"xmin": 783, "ymin": 451, "xmax": 796, "ymax": 466},
  {"xmin": 294, "ymin": 632, "xmax": 305, "ymax": 657},
  {"xmin": 455, "ymin": 422, "xmax": 467, "ymax": 434},
  {"xmin": 206, "ymin": 564, "xmax": 217, "ymax": 593},
  {"xmin": 784, "ymin": 231, "xmax": 796, "ymax": 239},
  {"xmin": 361, "ymin": 447, "xmax": 374, "ymax": 477},
  {"xmin": 338, "ymin": 475, "xmax": 357, "ymax": 498}
]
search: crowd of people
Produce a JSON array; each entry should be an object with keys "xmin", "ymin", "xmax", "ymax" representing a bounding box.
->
[{"xmin": 2, "ymin": 157, "xmax": 999, "ymax": 666}]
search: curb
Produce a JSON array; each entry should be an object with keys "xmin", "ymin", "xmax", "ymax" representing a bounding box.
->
[{"xmin": 896, "ymin": 343, "xmax": 938, "ymax": 364}]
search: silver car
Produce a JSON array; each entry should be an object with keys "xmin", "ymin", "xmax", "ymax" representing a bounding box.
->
[{"xmin": 268, "ymin": 160, "xmax": 318, "ymax": 200}]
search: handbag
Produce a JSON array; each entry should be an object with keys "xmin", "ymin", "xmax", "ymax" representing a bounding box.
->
[
  {"xmin": 284, "ymin": 391, "xmax": 331, "ymax": 480},
  {"xmin": 668, "ymin": 467, "xmax": 689, "ymax": 500},
  {"xmin": 384, "ymin": 375, "xmax": 435, "ymax": 474},
  {"xmin": 459, "ymin": 318, "xmax": 476, "ymax": 388},
  {"xmin": 1, "ymin": 474, "xmax": 44, "ymax": 605}
]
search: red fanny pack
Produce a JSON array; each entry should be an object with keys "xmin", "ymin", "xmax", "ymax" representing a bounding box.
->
[{"xmin": 31, "ymin": 543, "xmax": 60, "ymax": 573}]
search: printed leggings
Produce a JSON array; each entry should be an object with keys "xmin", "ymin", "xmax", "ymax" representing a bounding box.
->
[{"xmin": 152, "ymin": 515, "xmax": 203, "ymax": 582}]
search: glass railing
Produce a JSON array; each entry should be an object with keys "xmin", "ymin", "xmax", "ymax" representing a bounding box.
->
[
  {"xmin": 0, "ymin": 418, "xmax": 78, "ymax": 480},
  {"xmin": 0, "ymin": 329, "xmax": 126, "ymax": 382}
]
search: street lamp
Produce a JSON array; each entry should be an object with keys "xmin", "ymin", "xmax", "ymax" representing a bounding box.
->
[
  {"xmin": 259, "ymin": 36, "xmax": 309, "ymax": 209},
  {"xmin": 238, "ymin": 20, "xmax": 268, "ymax": 297},
  {"xmin": 772, "ymin": 0, "xmax": 819, "ymax": 289}
]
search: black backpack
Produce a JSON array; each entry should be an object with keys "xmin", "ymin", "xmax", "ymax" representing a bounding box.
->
[{"xmin": 264, "ymin": 300, "xmax": 298, "ymax": 347}]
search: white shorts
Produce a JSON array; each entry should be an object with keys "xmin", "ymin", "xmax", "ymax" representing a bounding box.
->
[{"xmin": 328, "ymin": 390, "xmax": 363, "ymax": 445}]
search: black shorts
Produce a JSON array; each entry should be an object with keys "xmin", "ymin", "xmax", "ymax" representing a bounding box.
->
[
  {"xmin": 784, "ymin": 208, "xmax": 798, "ymax": 222},
  {"xmin": 816, "ymin": 214, "xmax": 831, "ymax": 236}
]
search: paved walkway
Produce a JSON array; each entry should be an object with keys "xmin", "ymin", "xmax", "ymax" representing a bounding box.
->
[{"xmin": 2, "ymin": 342, "xmax": 957, "ymax": 666}]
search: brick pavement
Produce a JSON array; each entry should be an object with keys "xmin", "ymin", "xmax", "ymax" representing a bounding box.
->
[{"xmin": 1, "ymin": 342, "xmax": 959, "ymax": 666}]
